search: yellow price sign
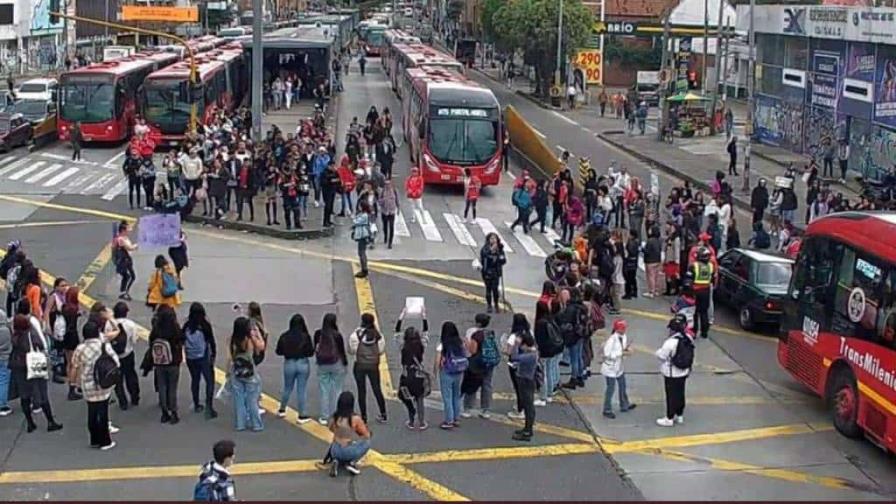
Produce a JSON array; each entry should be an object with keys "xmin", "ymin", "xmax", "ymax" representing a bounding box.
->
[
  {"xmin": 121, "ymin": 6, "xmax": 199, "ymax": 22},
  {"xmin": 574, "ymin": 49, "xmax": 603, "ymax": 85}
]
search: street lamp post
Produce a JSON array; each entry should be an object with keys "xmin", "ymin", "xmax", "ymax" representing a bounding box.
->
[
  {"xmin": 555, "ymin": 0, "xmax": 563, "ymax": 88},
  {"xmin": 251, "ymin": 0, "xmax": 264, "ymax": 140},
  {"xmin": 743, "ymin": 0, "xmax": 755, "ymax": 192}
]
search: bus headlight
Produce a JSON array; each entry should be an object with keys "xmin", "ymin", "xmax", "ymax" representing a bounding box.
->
[
  {"xmin": 423, "ymin": 153, "xmax": 439, "ymax": 172},
  {"xmin": 484, "ymin": 157, "xmax": 500, "ymax": 174}
]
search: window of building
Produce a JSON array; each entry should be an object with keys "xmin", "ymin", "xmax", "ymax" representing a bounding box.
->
[{"xmin": 0, "ymin": 4, "xmax": 13, "ymax": 25}]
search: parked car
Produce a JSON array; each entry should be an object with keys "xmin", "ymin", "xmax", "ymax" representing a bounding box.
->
[
  {"xmin": 715, "ymin": 248, "xmax": 794, "ymax": 330},
  {"xmin": 11, "ymin": 99, "xmax": 57, "ymax": 147},
  {"xmin": 0, "ymin": 113, "xmax": 32, "ymax": 152},
  {"xmin": 14, "ymin": 78, "xmax": 58, "ymax": 102}
]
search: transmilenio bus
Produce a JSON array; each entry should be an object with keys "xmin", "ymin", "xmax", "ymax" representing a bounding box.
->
[{"xmin": 780, "ymin": 211, "xmax": 896, "ymax": 452}]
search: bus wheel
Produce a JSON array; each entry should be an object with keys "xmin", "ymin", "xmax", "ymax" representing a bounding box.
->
[{"xmin": 829, "ymin": 370, "xmax": 862, "ymax": 439}]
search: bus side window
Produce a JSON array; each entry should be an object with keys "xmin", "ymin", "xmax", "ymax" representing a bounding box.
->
[
  {"xmin": 790, "ymin": 236, "xmax": 834, "ymax": 327},
  {"xmin": 831, "ymin": 247, "xmax": 886, "ymax": 341}
]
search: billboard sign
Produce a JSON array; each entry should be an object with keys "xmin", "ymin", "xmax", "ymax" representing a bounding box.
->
[{"xmin": 121, "ymin": 6, "xmax": 199, "ymax": 22}]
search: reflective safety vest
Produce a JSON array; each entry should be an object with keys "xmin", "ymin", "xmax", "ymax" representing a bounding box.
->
[{"xmin": 692, "ymin": 262, "xmax": 713, "ymax": 289}]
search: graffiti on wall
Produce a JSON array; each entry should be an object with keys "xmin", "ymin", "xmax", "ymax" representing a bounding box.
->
[
  {"xmin": 850, "ymin": 122, "xmax": 896, "ymax": 180},
  {"xmin": 803, "ymin": 106, "xmax": 845, "ymax": 161},
  {"xmin": 753, "ymin": 94, "xmax": 805, "ymax": 152}
]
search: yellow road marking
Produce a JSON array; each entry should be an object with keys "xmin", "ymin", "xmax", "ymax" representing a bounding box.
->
[
  {"xmin": 607, "ymin": 422, "xmax": 833, "ymax": 454},
  {"xmin": 468, "ymin": 390, "xmax": 801, "ymax": 407},
  {"xmin": 352, "ymin": 262, "xmax": 394, "ymax": 397},
  {"xmin": 383, "ymin": 443, "xmax": 601, "ymax": 464},
  {"xmin": 368, "ymin": 458, "xmax": 469, "ymax": 501},
  {"xmin": 0, "ymin": 194, "xmax": 136, "ymax": 223},
  {"xmin": 0, "ymin": 459, "xmax": 320, "ymax": 484},
  {"xmin": 76, "ymin": 241, "xmax": 113, "ymax": 293},
  {"xmin": 487, "ymin": 414, "xmax": 604, "ymax": 444},
  {"xmin": 0, "ymin": 219, "xmax": 111, "ymax": 229}
]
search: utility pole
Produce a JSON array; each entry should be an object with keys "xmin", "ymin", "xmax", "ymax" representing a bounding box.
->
[
  {"xmin": 251, "ymin": 0, "xmax": 264, "ymax": 140},
  {"xmin": 743, "ymin": 0, "xmax": 755, "ymax": 192},
  {"xmin": 555, "ymin": 0, "xmax": 563, "ymax": 87},
  {"xmin": 720, "ymin": 27, "xmax": 730, "ymax": 103},
  {"xmin": 657, "ymin": 13, "xmax": 671, "ymax": 140},
  {"xmin": 62, "ymin": 0, "xmax": 68, "ymax": 70},
  {"xmin": 708, "ymin": 0, "xmax": 727, "ymax": 135},
  {"xmin": 701, "ymin": 0, "xmax": 708, "ymax": 92}
]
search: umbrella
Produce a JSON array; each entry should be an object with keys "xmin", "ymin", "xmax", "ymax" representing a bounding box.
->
[{"xmin": 667, "ymin": 92, "xmax": 709, "ymax": 102}]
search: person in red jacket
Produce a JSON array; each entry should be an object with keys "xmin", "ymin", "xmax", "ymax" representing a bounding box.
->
[
  {"xmin": 463, "ymin": 168, "xmax": 481, "ymax": 223},
  {"xmin": 563, "ymin": 195, "xmax": 585, "ymax": 243},
  {"xmin": 337, "ymin": 158, "xmax": 356, "ymax": 217},
  {"xmin": 405, "ymin": 167, "xmax": 425, "ymax": 223}
]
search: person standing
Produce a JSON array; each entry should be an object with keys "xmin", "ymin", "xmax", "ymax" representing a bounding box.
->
[
  {"xmin": 724, "ymin": 107, "xmax": 734, "ymax": 137},
  {"xmin": 146, "ymin": 255, "xmax": 181, "ymax": 310},
  {"xmin": 534, "ymin": 301, "xmax": 562, "ymax": 403},
  {"xmin": 405, "ymin": 167, "xmax": 425, "ymax": 222},
  {"xmin": 318, "ymin": 391, "xmax": 371, "ymax": 477},
  {"xmin": 566, "ymin": 83, "xmax": 577, "ymax": 110},
  {"xmin": 71, "ymin": 320, "xmax": 125, "ymax": 449},
  {"xmin": 314, "ymin": 313, "xmax": 348, "ymax": 425},
  {"xmin": 183, "ymin": 302, "xmax": 217, "ymax": 419},
  {"xmin": 643, "ymin": 226, "xmax": 663, "ymax": 298},
  {"xmin": 375, "ymin": 136, "xmax": 395, "ymax": 180},
  {"xmin": 433, "ymin": 321, "xmax": 468, "ymax": 430},
  {"xmin": 601, "ymin": 319, "xmax": 635, "ymax": 419},
  {"xmin": 111, "ymin": 302, "xmax": 140, "ymax": 410},
  {"xmin": 140, "ymin": 158, "xmax": 157, "ymax": 211},
  {"xmin": 750, "ymin": 178, "xmax": 769, "ymax": 225},
  {"xmin": 348, "ymin": 313, "xmax": 387, "ymax": 424},
  {"xmin": 194, "ymin": 440, "xmax": 236, "ymax": 501},
  {"xmin": 228, "ymin": 317, "xmax": 265, "ymax": 432},
  {"xmin": 276, "ymin": 314, "xmax": 314, "ymax": 423},
  {"xmin": 70, "ymin": 122, "xmax": 82, "ymax": 161},
  {"xmin": 148, "ymin": 305, "xmax": 185, "ymax": 424},
  {"xmin": 822, "ymin": 137, "xmax": 836, "ymax": 179},
  {"xmin": 479, "ymin": 233, "xmax": 507, "ymax": 314},
  {"xmin": 655, "ymin": 314, "xmax": 693, "ymax": 427},
  {"xmin": 837, "ymin": 140, "xmax": 849, "ymax": 184},
  {"xmin": 598, "ymin": 89, "xmax": 609, "ymax": 117},
  {"xmin": 557, "ymin": 289, "xmax": 588, "ymax": 389},
  {"xmin": 378, "ymin": 179, "xmax": 399, "ymax": 249},
  {"xmin": 463, "ymin": 168, "xmax": 481, "ymax": 223},
  {"xmin": 509, "ymin": 330, "xmax": 538, "ymax": 441},
  {"xmin": 460, "ymin": 313, "xmax": 499, "ymax": 418},
  {"xmin": 691, "ymin": 247, "xmax": 714, "ymax": 339},
  {"xmin": 336, "ymin": 158, "xmax": 356, "ymax": 218},
  {"xmin": 358, "ymin": 54, "xmax": 367, "ymax": 76},
  {"xmin": 622, "ymin": 229, "xmax": 639, "ymax": 299},
  {"xmin": 395, "ymin": 310, "xmax": 430, "ymax": 430},
  {"xmin": 351, "ymin": 201, "xmax": 372, "ymax": 278},
  {"xmin": 726, "ymin": 136, "xmax": 738, "ymax": 176},
  {"xmin": 10, "ymin": 314, "xmax": 63, "ymax": 433},
  {"xmin": 321, "ymin": 162, "xmax": 341, "ymax": 228}
]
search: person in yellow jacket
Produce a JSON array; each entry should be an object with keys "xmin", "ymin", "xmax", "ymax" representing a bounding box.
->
[{"xmin": 147, "ymin": 255, "xmax": 182, "ymax": 310}]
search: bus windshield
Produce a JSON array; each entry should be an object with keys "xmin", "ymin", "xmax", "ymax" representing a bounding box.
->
[
  {"xmin": 428, "ymin": 115, "xmax": 498, "ymax": 165},
  {"xmin": 144, "ymin": 79, "xmax": 199, "ymax": 133},
  {"xmin": 367, "ymin": 30, "xmax": 385, "ymax": 46},
  {"xmin": 60, "ymin": 76, "xmax": 115, "ymax": 123}
]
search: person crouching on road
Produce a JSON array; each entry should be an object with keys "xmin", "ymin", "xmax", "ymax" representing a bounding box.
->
[
  {"xmin": 601, "ymin": 319, "xmax": 635, "ymax": 419},
  {"xmin": 317, "ymin": 391, "xmax": 371, "ymax": 477},
  {"xmin": 655, "ymin": 314, "xmax": 694, "ymax": 427},
  {"xmin": 479, "ymin": 233, "xmax": 507, "ymax": 314}
]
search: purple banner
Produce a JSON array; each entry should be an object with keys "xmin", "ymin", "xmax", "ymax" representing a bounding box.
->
[
  {"xmin": 875, "ymin": 45, "xmax": 896, "ymax": 127},
  {"xmin": 847, "ymin": 43, "xmax": 875, "ymax": 82}
]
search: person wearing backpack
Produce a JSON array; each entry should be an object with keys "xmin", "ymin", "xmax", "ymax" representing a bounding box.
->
[
  {"xmin": 148, "ymin": 305, "xmax": 185, "ymax": 425},
  {"xmin": 432, "ymin": 321, "xmax": 470, "ymax": 430},
  {"xmin": 183, "ymin": 303, "xmax": 217, "ymax": 419},
  {"xmin": 113, "ymin": 222, "xmax": 138, "ymax": 301},
  {"xmin": 147, "ymin": 255, "xmax": 182, "ymax": 310},
  {"xmin": 44, "ymin": 277, "xmax": 69, "ymax": 384},
  {"xmin": 510, "ymin": 330, "xmax": 539, "ymax": 441},
  {"xmin": 314, "ymin": 313, "xmax": 348, "ymax": 425},
  {"xmin": 276, "ymin": 314, "xmax": 315, "ymax": 423},
  {"xmin": 112, "ymin": 302, "xmax": 140, "ymax": 411},
  {"xmin": 601, "ymin": 319, "xmax": 636, "ymax": 419},
  {"xmin": 228, "ymin": 317, "xmax": 266, "ymax": 432},
  {"xmin": 59, "ymin": 286, "xmax": 84, "ymax": 401},
  {"xmin": 348, "ymin": 313, "xmax": 387, "ymax": 425},
  {"xmin": 556, "ymin": 289, "xmax": 588, "ymax": 390},
  {"xmin": 3, "ymin": 248, "xmax": 25, "ymax": 316},
  {"xmin": 395, "ymin": 314, "xmax": 430, "ymax": 430},
  {"xmin": 534, "ymin": 301, "xmax": 563, "ymax": 403},
  {"xmin": 509, "ymin": 185, "xmax": 532, "ymax": 234},
  {"xmin": 461, "ymin": 313, "xmax": 500, "ymax": 419},
  {"xmin": 655, "ymin": 314, "xmax": 694, "ymax": 427},
  {"xmin": 194, "ymin": 439, "xmax": 236, "ymax": 501},
  {"xmin": 71, "ymin": 320, "xmax": 119, "ymax": 448}
]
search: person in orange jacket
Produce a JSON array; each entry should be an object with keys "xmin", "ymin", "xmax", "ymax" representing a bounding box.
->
[
  {"xmin": 147, "ymin": 255, "xmax": 182, "ymax": 310},
  {"xmin": 405, "ymin": 167, "xmax": 425, "ymax": 223},
  {"xmin": 337, "ymin": 158, "xmax": 356, "ymax": 217}
]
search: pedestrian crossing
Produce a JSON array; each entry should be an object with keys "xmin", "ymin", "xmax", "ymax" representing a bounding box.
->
[
  {"xmin": 0, "ymin": 153, "xmax": 128, "ymax": 199},
  {"xmin": 386, "ymin": 208, "xmax": 563, "ymax": 259}
]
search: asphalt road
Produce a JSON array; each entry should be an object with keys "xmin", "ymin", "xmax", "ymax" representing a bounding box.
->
[{"xmin": 0, "ymin": 56, "xmax": 892, "ymax": 500}]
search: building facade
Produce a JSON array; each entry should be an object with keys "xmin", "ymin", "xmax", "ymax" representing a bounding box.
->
[
  {"xmin": 0, "ymin": 0, "xmax": 66, "ymax": 74},
  {"xmin": 741, "ymin": 3, "xmax": 896, "ymax": 179}
]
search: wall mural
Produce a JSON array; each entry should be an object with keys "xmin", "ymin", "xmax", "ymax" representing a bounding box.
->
[
  {"xmin": 850, "ymin": 122, "xmax": 896, "ymax": 180},
  {"xmin": 754, "ymin": 94, "xmax": 805, "ymax": 153}
]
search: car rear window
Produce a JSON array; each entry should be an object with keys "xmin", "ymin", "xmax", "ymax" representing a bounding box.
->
[
  {"xmin": 19, "ymin": 83, "xmax": 47, "ymax": 93},
  {"xmin": 756, "ymin": 262, "xmax": 792, "ymax": 287}
]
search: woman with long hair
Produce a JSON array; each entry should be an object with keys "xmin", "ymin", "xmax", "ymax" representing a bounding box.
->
[
  {"xmin": 182, "ymin": 302, "xmax": 217, "ymax": 419},
  {"xmin": 396, "ymin": 319, "xmax": 429, "ymax": 430},
  {"xmin": 348, "ymin": 312, "xmax": 387, "ymax": 424},
  {"xmin": 61, "ymin": 286, "xmax": 83, "ymax": 401},
  {"xmin": 9, "ymin": 314, "xmax": 62, "ymax": 433},
  {"xmin": 503, "ymin": 313, "xmax": 532, "ymax": 421},
  {"xmin": 317, "ymin": 391, "xmax": 371, "ymax": 477},
  {"xmin": 148, "ymin": 305, "xmax": 185, "ymax": 424},
  {"xmin": 433, "ymin": 321, "xmax": 468, "ymax": 430},
  {"xmin": 228, "ymin": 316, "xmax": 266, "ymax": 431},
  {"xmin": 276, "ymin": 314, "xmax": 315, "ymax": 423},
  {"xmin": 314, "ymin": 313, "xmax": 348, "ymax": 424},
  {"xmin": 534, "ymin": 301, "xmax": 562, "ymax": 404}
]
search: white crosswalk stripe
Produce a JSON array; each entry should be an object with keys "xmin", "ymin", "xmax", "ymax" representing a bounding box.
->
[
  {"xmin": 542, "ymin": 228, "xmax": 562, "ymax": 245},
  {"xmin": 414, "ymin": 209, "xmax": 443, "ymax": 242},
  {"xmin": 443, "ymin": 213, "xmax": 477, "ymax": 247},
  {"xmin": 394, "ymin": 210, "xmax": 411, "ymax": 237},
  {"xmin": 0, "ymin": 155, "xmax": 17, "ymax": 167},
  {"xmin": 43, "ymin": 167, "xmax": 79, "ymax": 187},
  {"xmin": 0, "ymin": 157, "xmax": 30, "ymax": 176},
  {"xmin": 474, "ymin": 217, "xmax": 513, "ymax": 253},
  {"xmin": 8, "ymin": 161, "xmax": 45, "ymax": 181},
  {"xmin": 101, "ymin": 177, "xmax": 130, "ymax": 201},
  {"xmin": 81, "ymin": 173, "xmax": 117, "ymax": 193},
  {"xmin": 63, "ymin": 171, "xmax": 93, "ymax": 192},
  {"xmin": 504, "ymin": 222, "xmax": 547, "ymax": 257},
  {"xmin": 25, "ymin": 163, "xmax": 64, "ymax": 184}
]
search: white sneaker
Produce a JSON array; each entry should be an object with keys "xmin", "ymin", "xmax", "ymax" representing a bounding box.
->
[
  {"xmin": 108, "ymin": 423, "xmax": 120, "ymax": 434},
  {"xmin": 478, "ymin": 410, "xmax": 491, "ymax": 419},
  {"xmin": 313, "ymin": 201, "xmax": 321, "ymax": 208},
  {"xmin": 534, "ymin": 399, "xmax": 547, "ymax": 407},
  {"xmin": 545, "ymin": 396, "xmax": 554, "ymax": 404},
  {"xmin": 507, "ymin": 410, "xmax": 525, "ymax": 419},
  {"xmin": 100, "ymin": 441, "xmax": 117, "ymax": 451},
  {"xmin": 656, "ymin": 417, "xmax": 675, "ymax": 427},
  {"xmin": 277, "ymin": 409, "xmax": 287, "ymax": 418},
  {"xmin": 460, "ymin": 410, "xmax": 474, "ymax": 418},
  {"xmin": 258, "ymin": 408, "xmax": 266, "ymax": 416},
  {"xmin": 675, "ymin": 415, "xmax": 684, "ymax": 424},
  {"xmin": 318, "ymin": 417, "xmax": 329, "ymax": 425},
  {"xmin": 0, "ymin": 407, "xmax": 12, "ymax": 417}
]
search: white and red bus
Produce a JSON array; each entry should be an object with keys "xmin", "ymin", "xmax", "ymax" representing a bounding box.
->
[
  {"xmin": 388, "ymin": 43, "xmax": 463, "ymax": 97},
  {"xmin": 362, "ymin": 24, "xmax": 387, "ymax": 56},
  {"xmin": 382, "ymin": 29, "xmax": 420, "ymax": 74},
  {"xmin": 142, "ymin": 45, "xmax": 247, "ymax": 144},
  {"xmin": 404, "ymin": 67, "xmax": 502, "ymax": 186},
  {"xmin": 58, "ymin": 51, "xmax": 180, "ymax": 143},
  {"xmin": 780, "ymin": 211, "xmax": 896, "ymax": 451}
]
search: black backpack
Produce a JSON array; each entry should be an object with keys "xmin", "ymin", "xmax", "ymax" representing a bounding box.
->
[
  {"xmin": 598, "ymin": 248, "xmax": 615, "ymax": 278},
  {"xmin": 543, "ymin": 320, "xmax": 565, "ymax": 357},
  {"xmin": 0, "ymin": 253, "xmax": 14, "ymax": 280},
  {"xmin": 671, "ymin": 335, "xmax": 695, "ymax": 370},
  {"xmin": 93, "ymin": 343, "xmax": 122, "ymax": 389}
]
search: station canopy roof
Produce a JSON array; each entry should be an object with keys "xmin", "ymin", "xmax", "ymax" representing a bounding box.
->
[{"xmin": 242, "ymin": 26, "xmax": 334, "ymax": 50}]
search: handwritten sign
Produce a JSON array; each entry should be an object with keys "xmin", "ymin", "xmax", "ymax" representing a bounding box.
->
[{"xmin": 137, "ymin": 214, "xmax": 182, "ymax": 248}]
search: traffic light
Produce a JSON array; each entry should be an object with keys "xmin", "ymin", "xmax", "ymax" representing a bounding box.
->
[{"xmin": 49, "ymin": 0, "xmax": 60, "ymax": 23}]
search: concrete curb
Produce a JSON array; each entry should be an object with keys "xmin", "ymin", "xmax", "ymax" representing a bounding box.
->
[{"xmin": 183, "ymin": 214, "xmax": 334, "ymax": 240}]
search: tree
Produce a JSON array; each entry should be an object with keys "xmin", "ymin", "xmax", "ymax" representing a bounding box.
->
[
  {"xmin": 480, "ymin": 0, "xmax": 506, "ymax": 43},
  {"xmin": 491, "ymin": 0, "xmax": 592, "ymax": 97}
]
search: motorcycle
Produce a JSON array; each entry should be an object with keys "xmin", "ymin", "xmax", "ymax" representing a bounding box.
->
[{"xmin": 544, "ymin": 240, "xmax": 574, "ymax": 283}]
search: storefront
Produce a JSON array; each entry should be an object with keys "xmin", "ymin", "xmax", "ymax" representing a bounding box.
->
[{"xmin": 740, "ymin": 4, "xmax": 896, "ymax": 180}]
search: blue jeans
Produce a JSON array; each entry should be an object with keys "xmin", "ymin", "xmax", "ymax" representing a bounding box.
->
[
  {"xmin": 340, "ymin": 192, "xmax": 353, "ymax": 215},
  {"xmin": 0, "ymin": 362, "xmax": 9, "ymax": 408},
  {"xmin": 540, "ymin": 354, "xmax": 561, "ymax": 401},
  {"xmin": 567, "ymin": 340, "xmax": 584, "ymax": 381},
  {"xmin": 231, "ymin": 375, "xmax": 263, "ymax": 431},
  {"xmin": 318, "ymin": 364, "xmax": 345, "ymax": 418},
  {"xmin": 603, "ymin": 374, "xmax": 631, "ymax": 414},
  {"xmin": 439, "ymin": 371, "xmax": 463, "ymax": 423},
  {"xmin": 297, "ymin": 195, "xmax": 308, "ymax": 218},
  {"xmin": 280, "ymin": 358, "xmax": 311, "ymax": 415},
  {"xmin": 330, "ymin": 439, "xmax": 370, "ymax": 464}
]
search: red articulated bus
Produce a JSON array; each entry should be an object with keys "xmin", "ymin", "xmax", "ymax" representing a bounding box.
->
[
  {"xmin": 780, "ymin": 211, "xmax": 896, "ymax": 452},
  {"xmin": 142, "ymin": 44, "xmax": 248, "ymax": 145},
  {"xmin": 403, "ymin": 66, "xmax": 502, "ymax": 186},
  {"xmin": 388, "ymin": 43, "xmax": 463, "ymax": 98},
  {"xmin": 381, "ymin": 29, "xmax": 420, "ymax": 75}
]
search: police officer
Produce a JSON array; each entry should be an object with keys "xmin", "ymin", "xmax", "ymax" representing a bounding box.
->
[{"xmin": 691, "ymin": 247, "xmax": 714, "ymax": 338}]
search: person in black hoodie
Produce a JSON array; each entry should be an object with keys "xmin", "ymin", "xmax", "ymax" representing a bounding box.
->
[
  {"xmin": 348, "ymin": 313, "xmax": 387, "ymax": 424},
  {"xmin": 276, "ymin": 314, "xmax": 315, "ymax": 423},
  {"xmin": 623, "ymin": 229, "xmax": 640, "ymax": 299},
  {"xmin": 479, "ymin": 233, "xmax": 507, "ymax": 314},
  {"xmin": 750, "ymin": 178, "xmax": 769, "ymax": 225},
  {"xmin": 529, "ymin": 180, "xmax": 549, "ymax": 233},
  {"xmin": 183, "ymin": 302, "xmax": 217, "ymax": 419}
]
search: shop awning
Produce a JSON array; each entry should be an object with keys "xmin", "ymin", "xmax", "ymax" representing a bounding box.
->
[{"xmin": 667, "ymin": 92, "xmax": 709, "ymax": 102}]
